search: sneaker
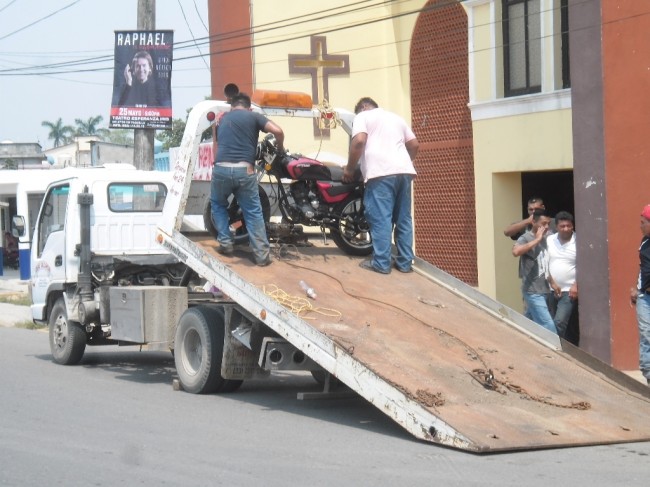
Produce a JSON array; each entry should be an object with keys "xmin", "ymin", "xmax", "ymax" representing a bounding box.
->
[
  {"xmin": 217, "ymin": 245, "xmax": 234, "ymax": 256},
  {"xmin": 359, "ymin": 259, "xmax": 390, "ymax": 274}
]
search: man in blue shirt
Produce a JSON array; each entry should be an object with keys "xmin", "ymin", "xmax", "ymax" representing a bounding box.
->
[{"xmin": 210, "ymin": 93, "xmax": 284, "ymax": 266}]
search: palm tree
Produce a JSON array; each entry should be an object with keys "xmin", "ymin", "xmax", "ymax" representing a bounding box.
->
[
  {"xmin": 74, "ymin": 115, "xmax": 109, "ymax": 139},
  {"xmin": 41, "ymin": 118, "xmax": 74, "ymax": 147}
]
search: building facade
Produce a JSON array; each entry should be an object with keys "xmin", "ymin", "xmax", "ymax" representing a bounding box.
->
[
  {"xmin": 0, "ymin": 142, "xmax": 45, "ymax": 170},
  {"xmin": 207, "ymin": 0, "xmax": 648, "ymax": 371}
]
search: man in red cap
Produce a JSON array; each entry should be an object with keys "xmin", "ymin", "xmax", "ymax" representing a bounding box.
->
[{"xmin": 630, "ymin": 204, "xmax": 650, "ymax": 386}]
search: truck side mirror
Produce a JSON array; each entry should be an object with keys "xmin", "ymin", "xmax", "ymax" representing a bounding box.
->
[{"xmin": 12, "ymin": 215, "xmax": 26, "ymax": 237}]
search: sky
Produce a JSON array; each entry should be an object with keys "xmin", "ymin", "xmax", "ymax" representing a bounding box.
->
[{"xmin": 0, "ymin": 0, "xmax": 212, "ymax": 148}]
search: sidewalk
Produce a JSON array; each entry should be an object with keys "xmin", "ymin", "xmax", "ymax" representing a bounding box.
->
[
  {"xmin": 0, "ymin": 267, "xmax": 32, "ymax": 327},
  {"xmin": 0, "ymin": 267, "xmax": 28, "ymax": 294}
]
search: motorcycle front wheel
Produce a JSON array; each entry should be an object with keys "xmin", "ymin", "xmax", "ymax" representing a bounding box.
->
[
  {"xmin": 330, "ymin": 195, "xmax": 373, "ymax": 256},
  {"xmin": 203, "ymin": 186, "xmax": 272, "ymax": 246}
]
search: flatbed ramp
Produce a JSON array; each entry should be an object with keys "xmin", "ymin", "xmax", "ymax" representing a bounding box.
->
[{"xmin": 161, "ymin": 233, "xmax": 650, "ymax": 453}]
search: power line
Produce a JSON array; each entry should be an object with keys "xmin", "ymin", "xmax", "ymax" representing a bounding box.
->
[
  {"xmin": 0, "ymin": 0, "xmax": 426, "ymax": 76},
  {"xmin": 0, "ymin": 0, "xmax": 83, "ymax": 42},
  {"xmin": 177, "ymin": 0, "xmax": 209, "ymax": 72},
  {"xmin": 0, "ymin": 0, "xmax": 18, "ymax": 14},
  {"xmin": 0, "ymin": 0, "xmax": 392, "ymax": 73},
  {"xmin": 0, "ymin": 0, "xmax": 641, "ymax": 80},
  {"xmin": 192, "ymin": 0, "xmax": 209, "ymax": 34}
]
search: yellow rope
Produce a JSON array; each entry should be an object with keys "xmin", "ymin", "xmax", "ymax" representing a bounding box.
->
[{"xmin": 263, "ymin": 284, "xmax": 342, "ymax": 320}]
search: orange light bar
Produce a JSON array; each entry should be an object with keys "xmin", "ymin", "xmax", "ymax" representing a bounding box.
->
[{"xmin": 251, "ymin": 90, "xmax": 312, "ymax": 109}]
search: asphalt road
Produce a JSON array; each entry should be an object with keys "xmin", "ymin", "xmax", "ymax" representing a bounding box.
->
[{"xmin": 1, "ymin": 326, "xmax": 649, "ymax": 487}]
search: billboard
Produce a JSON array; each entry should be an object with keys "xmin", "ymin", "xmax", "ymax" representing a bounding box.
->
[{"xmin": 110, "ymin": 30, "xmax": 173, "ymax": 130}]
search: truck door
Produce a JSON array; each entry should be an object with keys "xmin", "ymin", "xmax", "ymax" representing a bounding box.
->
[{"xmin": 31, "ymin": 184, "xmax": 70, "ymax": 314}]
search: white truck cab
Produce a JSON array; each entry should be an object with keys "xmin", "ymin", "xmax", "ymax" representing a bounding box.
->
[{"xmin": 26, "ymin": 166, "xmax": 176, "ymax": 337}]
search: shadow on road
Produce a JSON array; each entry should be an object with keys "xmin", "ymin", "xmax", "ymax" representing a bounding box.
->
[{"xmin": 35, "ymin": 346, "xmax": 409, "ymax": 442}]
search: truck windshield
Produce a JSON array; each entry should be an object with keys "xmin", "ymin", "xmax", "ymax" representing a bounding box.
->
[{"xmin": 108, "ymin": 183, "xmax": 167, "ymax": 212}]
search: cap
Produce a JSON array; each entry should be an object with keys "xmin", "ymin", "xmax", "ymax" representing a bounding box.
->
[{"xmin": 642, "ymin": 205, "xmax": 650, "ymax": 220}]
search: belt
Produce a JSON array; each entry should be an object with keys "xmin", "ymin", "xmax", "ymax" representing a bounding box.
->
[{"xmin": 215, "ymin": 161, "xmax": 251, "ymax": 168}]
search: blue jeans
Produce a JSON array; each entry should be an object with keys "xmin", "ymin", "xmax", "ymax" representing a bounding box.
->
[
  {"xmin": 549, "ymin": 291, "xmax": 575, "ymax": 338},
  {"xmin": 210, "ymin": 165, "xmax": 269, "ymax": 263},
  {"xmin": 636, "ymin": 293, "xmax": 650, "ymax": 381},
  {"xmin": 522, "ymin": 292, "xmax": 558, "ymax": 334},
  {"xmin": 363, "ymin": 174, "xmax": 415, "ymax": 273}
]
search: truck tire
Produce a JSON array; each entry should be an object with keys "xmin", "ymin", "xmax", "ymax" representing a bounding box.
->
[
  {"xmin": 203, "ymin": 186, "xmax": 271, "ymax": 245},
  {"xmin": 174, "ymin": 306, "xmax": 243, "ymax": 394},
  {"xmin": 49, "ymin": 298, "xmax": 86, "ymax": 365}
]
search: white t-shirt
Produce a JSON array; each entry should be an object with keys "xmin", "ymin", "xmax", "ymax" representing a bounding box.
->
[
  {"xmin": 351, "ymin": 108, "xmax": 417, "ymax": 181},
  {"xmin": 546, "ymin": 232, "xmax": 576, "ymax": 291}
]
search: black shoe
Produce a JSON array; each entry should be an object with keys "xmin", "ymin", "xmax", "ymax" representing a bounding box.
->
[
  {"xmin": 217, "ymin": 245, "xmax": 234, "ymax": 256},
  {"xmin": 394, "ymin": 263, "xmax": 413, "ymax": 273},
  {"xmin": 359, "ymin": 259, "xmax": 390, "ymax": 274},
  {"xmin": 255, "ymin": 256, "xmax": 273, "ymax": 267}
]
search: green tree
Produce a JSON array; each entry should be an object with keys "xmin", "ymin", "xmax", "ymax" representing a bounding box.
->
[
  {"xmin": 155, "ymin": 117, "xmax": 186, "ymax": 151},
  {"xmin": 74, "ymin": 115, "xmax": 110, "ymax": 139},
  {"xmin": 155, "ymin": 107, "xmax": 212, "ymax": 151},
  {"xmin": 41, "ymin": 118, "xmax": 74, "ymax": 147},
  {"xmin": 103, "ymin": 129, "xmax": 134, "ymax": 146},
  {"xmin": 1, "ymin": 158, "xmax": 17, "ymax": 170}
]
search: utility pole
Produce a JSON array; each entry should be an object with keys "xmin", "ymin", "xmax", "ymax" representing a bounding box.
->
[{"xmin": 134, "ymin": 0, "xmax": 155, "ymax": 170}]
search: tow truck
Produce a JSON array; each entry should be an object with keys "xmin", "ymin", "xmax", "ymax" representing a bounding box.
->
[{"xmin": 23, "ymin": 91, "xmax": 650, "ymax": 453}]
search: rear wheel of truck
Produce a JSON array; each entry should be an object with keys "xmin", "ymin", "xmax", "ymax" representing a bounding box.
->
[
  {"xmin": 49, "ymin": 298, "xmax": 86, "ymax": 365},
  {"xmin": 174, "ymin": 306, "xmax": 243, "ymax": 394}
]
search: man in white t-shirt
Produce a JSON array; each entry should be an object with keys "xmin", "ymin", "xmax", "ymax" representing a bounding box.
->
[
  {"xmin": 343, "ymin": 97, "xmax": 419, "ymax": 274},
  {"xmin": 546, "ymin": 211, "xmax": 578, "ymax": 338}
]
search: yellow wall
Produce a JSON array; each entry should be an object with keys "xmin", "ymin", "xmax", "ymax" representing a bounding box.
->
[
  {"xmin": 250, "ymin": 0, "xmax": 425, "ymax": 159},
  {"xmin": 473, "ymin": 108, "xmax": 573, "ymax": 310},
  {"xmin": 248, "ymin": 0, "xmax": 574, "ymax": 312},
  {"xmin": 470, "ymin": 3, "xmax": 496, "ymax": 102}
]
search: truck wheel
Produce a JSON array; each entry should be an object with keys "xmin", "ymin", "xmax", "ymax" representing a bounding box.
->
[
  {"xmin": 174, "ymin": 306, "xmax": 243, "ymax": 394},
  {"xmin": 203, "ymin": 187, "xmax": 271, "ymax": 245},
  {"xmin": 330, "ymin": 195, "xmax": 373, "ymax": 256},
  {"xmin": 49, "ymin": 298, "xmax": 86, "ymax": 365}
]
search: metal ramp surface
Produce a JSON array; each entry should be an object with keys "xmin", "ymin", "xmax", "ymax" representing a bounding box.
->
[
  {"xmin": 157, "ymin": 99, "xmax": 650, "ymax": 452},
  {"xmin": 168, "ymin": 233, "xmax": 650, "ymax": 453}
]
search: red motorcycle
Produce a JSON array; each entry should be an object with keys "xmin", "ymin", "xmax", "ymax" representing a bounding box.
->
[{"xmin": 204, "ymin": 134, "xmax": 372, "ymax": 256}]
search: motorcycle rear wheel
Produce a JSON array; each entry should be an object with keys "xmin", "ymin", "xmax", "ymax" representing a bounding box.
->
[
  {"xmin": 203, "ymin": 186, "xmax": 271, "ymax": 246},
  {"xmin": 330, "ymin": 195, "xmax": 373, "ymax": 256}
]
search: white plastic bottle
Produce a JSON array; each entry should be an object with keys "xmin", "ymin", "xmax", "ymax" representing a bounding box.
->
[{"xmin": 299, "ymin": 280, "xmax": 317, "ymax": 300}]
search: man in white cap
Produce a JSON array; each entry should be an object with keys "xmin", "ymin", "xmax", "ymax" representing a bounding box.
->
[{"xmin": 630, "ymin": 204, "xmax": 650, "ymax": 386}]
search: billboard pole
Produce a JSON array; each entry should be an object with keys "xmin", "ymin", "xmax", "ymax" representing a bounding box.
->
[{"xmin": 135, "ymin": 0, "xmax": 155, "ymax": 170}]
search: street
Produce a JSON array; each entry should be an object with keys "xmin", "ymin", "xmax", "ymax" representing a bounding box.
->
[{"xmin": 1, "ymin": 326, "xmax": 649, "ymax": 487}]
